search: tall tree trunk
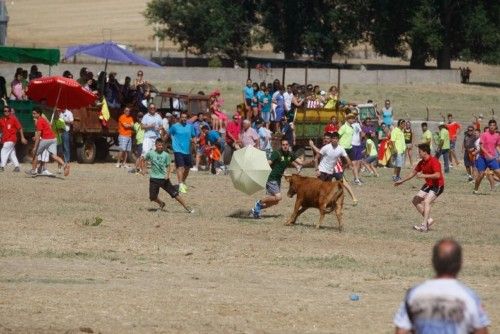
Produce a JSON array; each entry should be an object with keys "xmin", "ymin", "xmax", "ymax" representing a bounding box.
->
[
  {"xmin": 437, "ymin": 46, "xmax": 451, "ymax": 69},
  {"xmin": 409, "ymin": 48, "xmax": 426, "ymax": 69}
]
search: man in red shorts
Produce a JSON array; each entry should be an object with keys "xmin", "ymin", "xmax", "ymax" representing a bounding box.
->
[{"xmin": 395, "ymin": 143, "xmax": 444, "ymax": 232}]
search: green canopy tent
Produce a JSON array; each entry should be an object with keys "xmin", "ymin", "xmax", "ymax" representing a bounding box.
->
[{"xmin": 0, "ymin": 46, "xmax": 60, "ymax": 71}]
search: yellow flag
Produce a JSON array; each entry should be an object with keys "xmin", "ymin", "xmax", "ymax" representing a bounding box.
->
[{"xmin": 101, "ymin": 98, "xmax": 110, "ymax": 121}]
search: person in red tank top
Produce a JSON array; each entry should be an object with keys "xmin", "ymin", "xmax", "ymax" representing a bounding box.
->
[
  {"xmin": 29, "ymin": 107, "xmax": 70, "ymax": 176},
  {"xmin": 395, "ymin": 143, "xmax": 444, "ymax": 232}
]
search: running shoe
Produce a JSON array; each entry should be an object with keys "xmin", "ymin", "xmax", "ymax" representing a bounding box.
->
[
  {"xmin": 413, "ymin": 223, "xmax": 428, "ymax": 232},
  {"xmin": 354, "ymin": 179, "xmax": 362, "ymax": 186},
  {"xmin": 186, "ymin": 207, "xmax": 195, "ymax": 213},
  {"xmin": 179, "ymin": 183, "xmax": 187, "ymax": 193},
  {"xmin": 250, "ymin": 208, "xmax": 261, "ymax": 219},
  {"xmin": 190, "ymin": 166, "xmax": 198, "ymax": 172},
  {"xmin": 13, "ymin": 167, "xmax": 20, "ymax": 172},
  {"xmin": 472, "ymin": 190, "xmax": 480, "ymax": 195},
  {"xmin": 41, "ymin": 169, "xmax": 54, "ymax": 176}
]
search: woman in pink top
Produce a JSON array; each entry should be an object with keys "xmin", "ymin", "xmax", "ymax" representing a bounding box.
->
[{"xmin": 10, "ymin": 73, "xmax": 25, "ymax": 100}]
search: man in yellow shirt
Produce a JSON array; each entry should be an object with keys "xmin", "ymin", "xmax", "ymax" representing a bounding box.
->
[
  {"xmin": 391, "ymin": 119, "xmax": 406, "ymax": 181},
  {"xmin": 421, "ymin": 122, "xmax": 433, "ymax": 152},
  {"xmin": 435, "ymin": 122, "xmax": 450, "ymax": 173}
]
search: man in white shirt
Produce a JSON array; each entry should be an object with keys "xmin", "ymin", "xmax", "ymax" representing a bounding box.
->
[
  {"xmin": 350, "ymin": 117, "xmax": 364, "ymax": 185},
  {"xmin": 60, "ymin": 109, "xmax": 74, "ymax": 163},
  {"xmin": 309, "ymin": 132, "xmax": 353, "ymax": 181},
  {"xmin": 394, "ymin": 238, "xmax": 490, "ymax": 334},
  {"xmin": 283, "ymin": 85, "xmax": 293, "ymax": 114}
]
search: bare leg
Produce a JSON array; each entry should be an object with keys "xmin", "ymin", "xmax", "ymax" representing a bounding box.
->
[
  {"xmin": 174, "ymin": 195, "xmax": 191, "ymax": 211},
  {"xmin": 151, "ymin": 198, "xmax": 165, "ymax": 210},
  {"xmin": 474, "ymin": 171, "xmax": 486, "ymax": 191},
  {"xmin": 342, "ymin": 178, "xmax": 358, "ymax": 204},
  {"xmin": 182, "ymin": 168, "xmax": 190, "ymax": 183},
  {"xmin": 352, "ymin": 160, "xmax": 361, "ymax": 180},
  {"xmin": 51, "ymin": 154, "xmax": 69, "ymax": 176},
  {"xmin": 260, "ymin": 194, "xmax": 282, "ymax": 209},
  {"xmin": 176, "ymin": 166, "xmax": 185, "ymax": 184}
]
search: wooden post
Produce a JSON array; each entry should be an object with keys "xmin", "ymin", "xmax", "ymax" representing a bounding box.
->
[
  {"xmin": 337, "ymin": 66, "xmax": 341, "ymax": 96},
  {"xmin": 247, "ymin": 66, "xmax": 251, "ymax": 80},
  {"xmin": 305, "ymin": 64, "xmax": 309, "ymax": 85},
  {"xmin": 282, "ymin": 64, "xmax": 286, "ymax": 86},
  {"xmin": 426, "ymin": 107, "xmax": 430, "ymax": 121}
]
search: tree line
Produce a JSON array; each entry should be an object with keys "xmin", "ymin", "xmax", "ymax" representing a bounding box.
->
[{"xmin": 144, "ymin": 0, "xmax": 499, "ymax": 69}]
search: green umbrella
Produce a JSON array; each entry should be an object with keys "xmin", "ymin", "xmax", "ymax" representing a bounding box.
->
[{"xmin": 228, "ymin": 146, "xmax": 271, "ymax": 195}]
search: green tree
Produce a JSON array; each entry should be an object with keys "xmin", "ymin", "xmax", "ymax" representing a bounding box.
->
[
  {"xmin": 144, "ymin": 0, "xmax": 257, "ymax": 61},
  {"xmin": 369, "ymin": 0, "xmax": 500, "ymax": 68}
]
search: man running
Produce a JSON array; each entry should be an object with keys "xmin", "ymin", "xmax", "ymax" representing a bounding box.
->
[
  {"xmin": 168, "ymin": 112, "xmax": 195, "ymax": 193},
  {"xmin": 145, "ymin": 138, "xmax": 193, "ymax": 213},
  {"xmin": 250, "ymin": 139, "xmax": 303, "ymax": 219},
  {"xmin": 395, "ymin": 143, "xmax": 444, "ymax": 232},
  {"xmin": 30, "ymin": 107, "xmax": 70, "ymax": 176},
  {"xmin": 473, "ymin": 119, "xmax": 500, "ymax": 194}
]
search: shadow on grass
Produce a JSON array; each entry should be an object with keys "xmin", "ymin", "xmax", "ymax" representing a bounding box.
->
[
  {"xmin": 466, "ymin": 81, "xmax": 500, "ymax": 88},
  {"xmin": 227, "ymin": 209, "xmax": 282, "ymax": 222}
]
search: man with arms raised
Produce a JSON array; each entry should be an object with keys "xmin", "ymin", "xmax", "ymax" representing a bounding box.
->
[
  {"xmin": 394, "ymin": 238, "xmax": 490, "ymax": 334},
  {"xmin": 395, "ymin": 143, "xmax": 444, "ymax": 232}
]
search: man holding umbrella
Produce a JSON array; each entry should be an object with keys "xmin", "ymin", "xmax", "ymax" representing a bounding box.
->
[{"xmin": 250, "ymin": 139, "xmax": 304, "ymax": 219}]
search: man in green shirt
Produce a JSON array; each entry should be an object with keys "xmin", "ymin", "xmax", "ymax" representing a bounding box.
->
[
  {"xmin": 435, "ymin": 122, "xmax": 450, "ymax": 173},
  {"xmin": 391, "ymin": 119, "xmax": 406, "ymax": 181},
  {"xmin": 250, "ymin": 139, "xmax": 304, "ymax": 219},
  {"xmin": 145, "ymin": 138, "xmax": 193, "ymax": 213},
  {"xmin": 129, "ymin": 112, "xmax": 145, "ymax": 174}
]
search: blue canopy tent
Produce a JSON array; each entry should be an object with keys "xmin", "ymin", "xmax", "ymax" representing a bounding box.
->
[{"xmin": 63, "ymin": 40, "xmax": 161, "ymax": 72}]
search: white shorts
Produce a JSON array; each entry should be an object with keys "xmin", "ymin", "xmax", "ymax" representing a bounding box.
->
[{"xmin": 141, "ymin": 137, "xmax": 156, "ymax": 156}]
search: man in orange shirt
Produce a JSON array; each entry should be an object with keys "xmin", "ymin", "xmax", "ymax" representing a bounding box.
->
[
  {"xmin": 117, "ymin": 106, "xmax": 134, "ymax": 168},
  {"xmin": 445, "ymin": 113, "xmax": 461, "ymax": 167}
]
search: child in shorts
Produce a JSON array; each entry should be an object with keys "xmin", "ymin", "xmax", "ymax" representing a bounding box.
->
[{"xmin": 144, "ymin": 138, "xmax": 194, "ymax": 213}]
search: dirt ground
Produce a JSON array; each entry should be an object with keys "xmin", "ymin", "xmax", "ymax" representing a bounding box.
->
[{"xmin": 0, "ymin": 160, "xmax": 498, "ymax": 333}]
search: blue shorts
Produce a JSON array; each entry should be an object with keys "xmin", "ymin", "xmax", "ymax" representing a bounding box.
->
[
  {"xmin": 365, "ymin": 155, "xmax": 377, "ymax": 164},
  {"xmin": 450, "ymin": 140, "xmax": 456, "ymax": 150},
  {"xmin": 135, "ymin": 142, "xmax": 143, "ymax": 157},
  {"xmin": 350, "ymin": 145, "xmax": 363, "ymax": 161},
  {"xmin": 266, "ymin": 180, "xmax": 280, "ymax": 195},
  {"xmin": 393, "ymin": 153, "xmax": 404, "ymax": 168},
  {"xmin": 174, "ymin": 152, "xmax": 193, "ymax": 168},
  {"xmin": 475, "ymin": 156, "xmax": 499, "ymax": 172},
  {"xmin": 118, "ymin": 135, "xmax": 132, "ymax": 152}
]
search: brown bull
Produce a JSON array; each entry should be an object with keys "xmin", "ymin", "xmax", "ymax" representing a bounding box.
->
[{"xmin": 284, "ymin": 174, "xmax": 345, "ymax": 231}]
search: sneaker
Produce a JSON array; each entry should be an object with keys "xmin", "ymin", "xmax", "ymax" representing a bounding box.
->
[
  {"xmin": 413, "ymin": 223, "xmax": 428, "ymax": 232},
  {"xmin": 472, "ymin": 190, "xmax": 480, "ymax": 195},
  {"xmin": 13, "ymin": 167, "xmax": 20, "ymax": 172},
  {"xmin": 354, "ymin": 179, "xmax": 362, "ymax": 186},
  {"xmin": 128, "ymin": 168, "xmax": 137, "ymax": 174},
  {"xmin": 250, "ymin": 208, "xmax": 261, "ymax": 219},
  {"xmin": 41, "ymin": 169, "xmax": 54, "ymax": 176},
  {"xmin": 25, "ymin": 169, "xmax": 37, "ymax": 176},
  {"xmin": 254, "ymin": 200, "xmax": 262, "ymax": 213},
  {"xmin": 179, "ymin": 183, "xmax": 187, "ymax": 193},
  {"xmin": 190, "ymin": 166, "xmax": 198, "ymax": 172},
  {"xmin": 186, "ymin": 207, "xmax": 195, "ymax": 214},
  {"xmin": 115, "ymin": 163, "xmax": 121, "ymax": 168}
]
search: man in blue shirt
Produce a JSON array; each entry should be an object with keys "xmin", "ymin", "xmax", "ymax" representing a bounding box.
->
[
  {"xmin": 168, "ymin": 112, "xmax": 195, "ymax": 193},
  {"xmin": 242, "ymin": 79, "xmax": 254, "ymax": 115}
]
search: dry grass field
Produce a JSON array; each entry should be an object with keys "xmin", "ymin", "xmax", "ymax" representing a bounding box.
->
[
  {"xmin": 0, "ymin": 162, "xmax": 499, "ymax": 333},
  {"xmin": 2, "ymin": 1, "xmax": 500, "ymax": 333}
]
